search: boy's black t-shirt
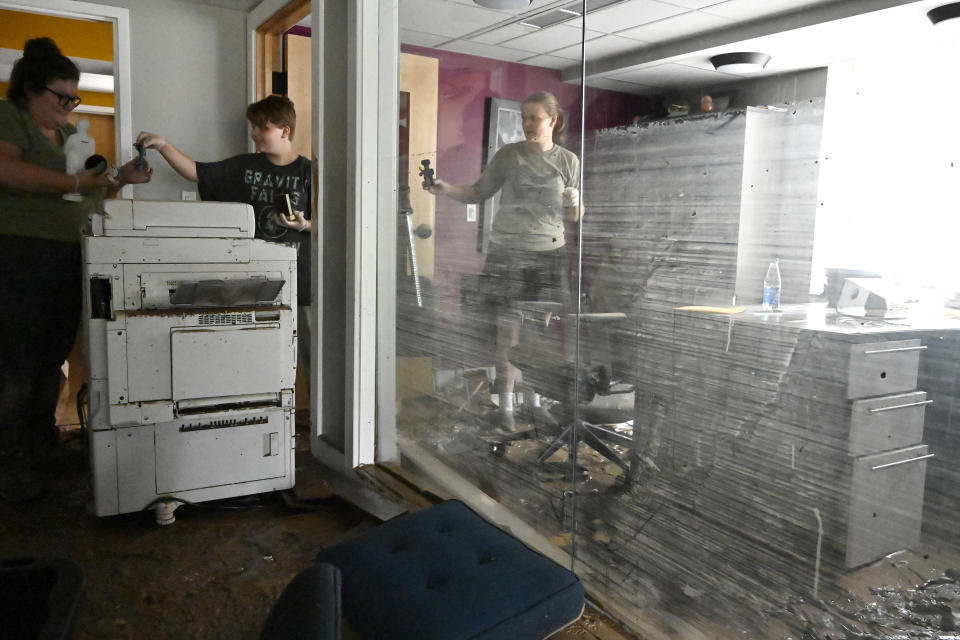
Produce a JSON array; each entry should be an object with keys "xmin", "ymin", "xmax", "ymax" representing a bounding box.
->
[{"xmin": 196, "ymin": 153, "xmax": 312, "ymax": 305}]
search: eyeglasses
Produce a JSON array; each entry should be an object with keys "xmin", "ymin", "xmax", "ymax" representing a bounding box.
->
[{"xmin": 44, "ymin": 86, "xmax": 82, "ymax": 109}]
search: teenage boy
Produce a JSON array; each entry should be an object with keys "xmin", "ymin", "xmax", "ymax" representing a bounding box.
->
[{"xmin": 137, "ymin": 95, "xmax": 313, "ymax": 362}]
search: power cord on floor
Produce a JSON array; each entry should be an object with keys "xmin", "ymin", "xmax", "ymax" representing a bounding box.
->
[
  {"xmin": 141, "ymin": 494, "xmax": 270, "ymax": 514},
  {"xmin": 75, "ymin": 383, "xmax": 87, "ymax": 433}
]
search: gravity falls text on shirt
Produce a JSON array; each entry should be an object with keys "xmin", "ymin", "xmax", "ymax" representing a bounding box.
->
[{"xmin": 245, "ymin": 169, "xmax": 308, "ymax": 211}]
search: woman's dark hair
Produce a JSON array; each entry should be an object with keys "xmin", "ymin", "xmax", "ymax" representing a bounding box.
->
[
  {"xmin": 523, "ymin": 91, "xmax": 566, "ymax": 145},
  {"xmin": 6, "ymin": 37, "xmax": 80, "ymax": 106}
]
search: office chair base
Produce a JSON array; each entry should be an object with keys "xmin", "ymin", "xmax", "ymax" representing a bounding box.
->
[
  {"xmin": 537, "ymin": 461, "xmax": 589, "ymax": 481},
  {"xmin": 535, "ymin": 422, "xmax": 632, "ymax": 472},
  {"xmin": 484, "ymin": 426, "xmax": 540, "ymax": 457}
]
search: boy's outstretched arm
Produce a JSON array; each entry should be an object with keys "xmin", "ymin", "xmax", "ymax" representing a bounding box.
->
[{"xmin": 136, "ymin": 131, "xmax": 198, "ymax": 183}]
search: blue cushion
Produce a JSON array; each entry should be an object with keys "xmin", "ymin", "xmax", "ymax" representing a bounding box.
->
[{"xmin": 315, "ymin": 499, "xmax": 584, "ymax": 640}]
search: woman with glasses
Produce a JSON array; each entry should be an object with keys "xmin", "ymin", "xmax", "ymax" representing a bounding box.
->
[{"xmin": 0, "ymin": 37, "xmax": 152, "ymax": 502}]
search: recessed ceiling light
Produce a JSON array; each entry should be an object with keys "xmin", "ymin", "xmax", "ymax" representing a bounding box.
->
[
  {"xmin": 928, "ymin": 2, "xmax": 960, "ymax": 24},
  {"xmin": 928, "ymin": 2, "xmax": 960, "ymax": 38},
  {"xmin": 710, "ymin": 52, "xmax": 771, "ymax": 74},
  {"xmin": 474, "ymin": 0, "xmax": 533, "ymax": 9}
]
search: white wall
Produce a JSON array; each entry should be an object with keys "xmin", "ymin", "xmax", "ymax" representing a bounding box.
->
[
  {"xmin": 96, "ymin": 0, "xmax": 250, "ymax": 200},
  {"xmin": 812, "ymin": 44, "xmax": 960, "ymax": 293}
]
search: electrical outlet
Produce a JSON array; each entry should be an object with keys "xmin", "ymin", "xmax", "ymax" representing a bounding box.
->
[
  {"xmin": 466, "ymin": 204, "xmax": 477, "ymax": 222},
  {"xmin": 181, "ymin": 190, "xmax": 197, "ymax": 201}
]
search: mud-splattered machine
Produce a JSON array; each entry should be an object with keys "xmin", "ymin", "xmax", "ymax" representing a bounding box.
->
[{"xmin": 82, "ymin": 200, "xmax": 297, "ymax": 520}]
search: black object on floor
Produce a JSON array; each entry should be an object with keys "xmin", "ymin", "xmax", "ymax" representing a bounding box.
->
[
  {"xmin": 261, "ymin": 562, "xmax": 342, "ymax": 640},
  {"xmin": 0, "ymin": 556, "xmax": 85, "ymax": 640}
]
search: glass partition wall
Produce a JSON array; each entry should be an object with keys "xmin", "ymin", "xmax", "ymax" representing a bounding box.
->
[{"xmin": 390, "ymin": 1, "xmax": 960, "ymax": 638}]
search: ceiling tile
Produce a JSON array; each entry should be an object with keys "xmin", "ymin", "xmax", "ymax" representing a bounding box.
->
[
  {"xmin": 399, "ymin": 0, "xmax": 513, "ymax": 39},
  {"xmin": 698, "ymin": 0, "xmax": 822, "ymax": 20},
  {"xmin": 439, "ymin": 40, "xmax": 538, "ymax": 62},
  {"xmin": 469, "ymin": 23, "xmax": 540, "ymax": 45},
  {"xmin": 519, "ymin": 53, "xmax": 580, "ymax": 69},
  {"xmin": 580, "ymin": 0, "xmax": 688, "ymax": 33},
  {"xmin": 658, "ymin": 0, "xmax": 729, "ymax": 8},
  {"xmin": 501, "ymin": 23, "xmax": 605, "ymax": 52},
  {"xmin": 399, "ymin": 0, "xmax": 937, "ymax": 101},
  {"xmin": 442, "ymin": 0, "xmax": 560, "ymax": 10},
  {"xmin": 400, "ymin": 29, "xmax": 450, "ymax": 48},
  {"xmin": 551, "ymin": 34, "xmax": 650, "ymax": 60},
  {"xmin": 615, "ymin": 9, "xmax": 735, "ymax": 42}
]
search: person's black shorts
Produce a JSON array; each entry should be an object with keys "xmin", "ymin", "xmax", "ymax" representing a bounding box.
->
[{"xmin": 478, "ymin": 244, "xmax": 570, "ymax": 311}]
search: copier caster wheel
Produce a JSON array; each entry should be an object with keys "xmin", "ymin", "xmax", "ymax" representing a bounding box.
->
[{"xmin": 153, "ymin": 499, "xmax": 180, "ymax": 526}]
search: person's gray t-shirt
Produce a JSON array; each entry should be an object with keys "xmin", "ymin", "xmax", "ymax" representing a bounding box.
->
[
  {"xmin": 0, "ymin": 99, "xmax": 95, "ymax": 243},
  {"xmin": 473, "ymin": 142, "xmax": 579, "ymax": 251}
]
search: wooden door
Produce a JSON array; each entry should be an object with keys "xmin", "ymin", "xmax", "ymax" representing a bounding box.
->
[
  {"xmin": 399, "ymin": 53, "xmax": 438, "ymax": 281},
  {"xmin": 285, "ymin": 33, "xmax": 311, "ymax": 159}
]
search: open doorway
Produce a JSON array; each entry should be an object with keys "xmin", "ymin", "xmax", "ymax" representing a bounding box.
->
[
  {"xmin": 0, "ymin": 0, "xmax": 132, "ymax": 182},
  {"xmin": 0, "ymin": 2, "xmax": 128, "ymax": 432},
  {"xmin": 253, "ymin": 0, "xmax": 310, "ymax": 160},
  {"xmin": 0, "ymin": 8, "xmax": 116, "ymax": 164},
  {"xmin": 251, "ymin": 0, "xmax": 311, "ymax": 412}
]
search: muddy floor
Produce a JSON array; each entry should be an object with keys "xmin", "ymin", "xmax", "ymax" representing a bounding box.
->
[
  {"xmin": 398, "ymin": 395, "xmax": 960, "ymax": 640},
  {"xmin": 0, "ymin": 441, "xmax": 376, "ymax": 639},
  {"xmin": 0, "ymin": 426, "xmax": 631, "ymax": 640}
]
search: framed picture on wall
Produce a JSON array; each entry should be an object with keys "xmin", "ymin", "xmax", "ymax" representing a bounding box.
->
[{"xmin": 478, "ymin": 97, "xmax": 524, "ymax": 253}]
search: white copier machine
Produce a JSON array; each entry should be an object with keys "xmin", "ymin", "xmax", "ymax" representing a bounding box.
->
[{"xmin": 82, "ymin": 200, "xmax": 297, "ymax": 518}]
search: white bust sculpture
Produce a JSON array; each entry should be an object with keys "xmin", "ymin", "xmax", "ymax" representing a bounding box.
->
[{"xmin": 62, "ymin": 118, "xmax": 95, "ymax": 201}]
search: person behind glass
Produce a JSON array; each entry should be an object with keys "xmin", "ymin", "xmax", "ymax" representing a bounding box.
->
[
  {"xmin": 136, "ymin": 95, "xmax": 313, "ymax": 367},
  {"xmin": 425, "ymin": 91, "xmax": 582, "ymax": 432},
  {"xmin": 0, "ymin": 37, "xmax": 153, "ymax": 502}
]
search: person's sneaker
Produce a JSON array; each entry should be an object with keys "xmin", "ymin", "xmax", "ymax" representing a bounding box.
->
[
  {"xmin": 528, "ymin": 405, "xmax": 558, "ymax": 427},
  {"xmin": 499, "ymin": 410, "xmax": 517, "ymax": 432},
  {"xmin": 486, "ymin": 410, "xmax": 516, "ymax": 435}
]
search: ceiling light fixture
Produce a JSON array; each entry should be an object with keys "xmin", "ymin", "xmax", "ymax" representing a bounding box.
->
[
  {"xmin": 929, "ymin": 2, "xmax": 960, "ymax": 24},
  {"xmin": 928, "ymin": 2, "xmax": 960, "ymax": 38},
  {"xmin": 710, "ymin": 52, "xmax": 771, "ymax": 74},
  {"xmin": 473, "ymin": 0, "xmax": 533, "ymax": 10}
]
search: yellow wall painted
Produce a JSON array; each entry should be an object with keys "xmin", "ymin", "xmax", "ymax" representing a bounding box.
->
[
  {"xmin": 0, "ymin": 8, "xmax": 113, "ymax": 61},
  {"xmin": 1, "ymin": 9, "xmax": 115, "ymax": 108}
]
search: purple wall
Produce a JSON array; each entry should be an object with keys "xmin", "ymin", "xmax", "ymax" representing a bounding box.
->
[{"xmin": 401, "ymin": 44, "xmax": 644, "ymax": 304}]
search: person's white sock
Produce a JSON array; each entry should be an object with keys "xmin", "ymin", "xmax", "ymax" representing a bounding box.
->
[{"xmin": 525, "ymin": 391, "xmax": 557, "ymax": 426}]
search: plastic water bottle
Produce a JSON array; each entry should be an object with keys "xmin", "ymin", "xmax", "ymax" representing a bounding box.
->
[{"xmin": 762, "ymin": 258, "xmax": 782, "ymax": 311}]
